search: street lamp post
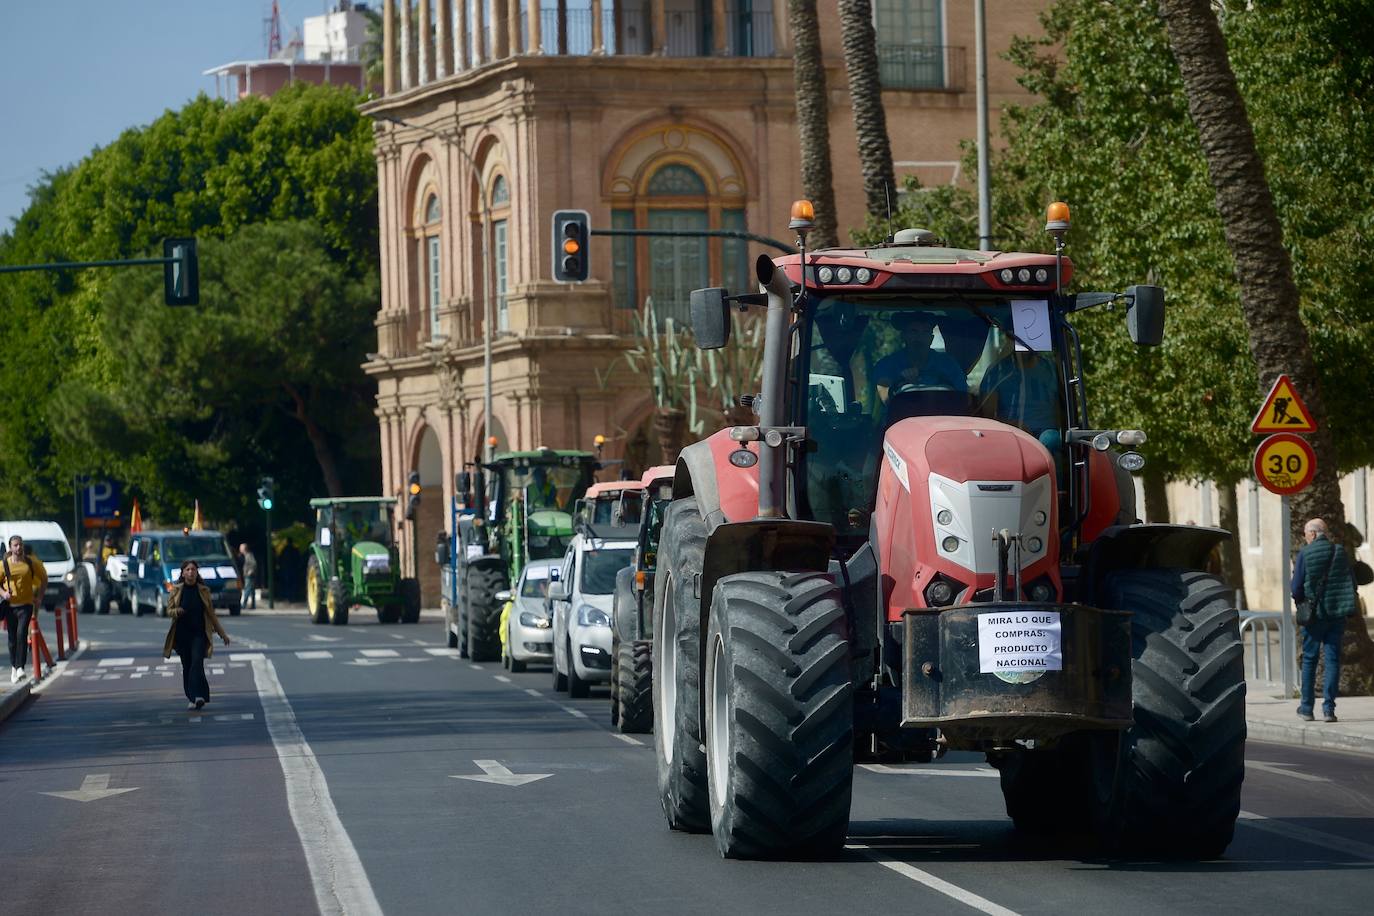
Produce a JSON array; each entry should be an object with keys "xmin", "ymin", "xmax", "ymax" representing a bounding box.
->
[{"xmin": 381, "ymin": 115, "xmax": 496, "ymax": 465}]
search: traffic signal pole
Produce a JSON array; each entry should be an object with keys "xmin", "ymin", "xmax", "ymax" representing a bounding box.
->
[{"xmin": 266, "ymin": 504, "xmax": 275, "ymax": 610}]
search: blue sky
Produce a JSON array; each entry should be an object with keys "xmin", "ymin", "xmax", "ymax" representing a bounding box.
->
[{"xmin": 0, "ymin": 1, "xmax": 334, "ymax": 232}]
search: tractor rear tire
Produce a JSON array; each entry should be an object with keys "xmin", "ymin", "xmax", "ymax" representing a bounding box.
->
[
  {"xmin": 307, "ymin": 556, "xmax": 328, "ymax": 625},
  {"xmin": 401, "ymin": 578, "xmax": 422, "ymax": 624},
  {"xmin": 704, "ymin": 571, "xmax": 854, "ymax": 859},
  {"xmin": 327, "ymin": 578, "xmax": 350, "ymax": 626},
  {"xmin": 95, "ymin": 582, "xmax": 112, "ymax": 615},
  {"xmin": 465, "ymin": 566, "xmax": 506, "ymax": 662},
  {"xmin": 616, "ymin": 639, "xmax": 653, "ymax": 734},
  {"xmin": 991, "ymin": 733, "xmax": 1094, "ymax": 835},
  {"xmin": 378, "ymin": 606, "xmax": 401, "ymax": 624},
  {"xmin": 1096, "ymin": 568, "xmax": 1246, "ymax": 859},
  {"xmin": 652, "ymin": 497, "xmax": 710, "ymax": 833}
]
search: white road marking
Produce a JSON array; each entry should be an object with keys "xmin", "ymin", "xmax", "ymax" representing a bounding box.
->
[
  {"xmin": 411, "ymin": 640, "xmax": 428, "ymax": 646},
  {"xmin": 470, "ymin": 664, "xmax": 485, "ymax": 670},
  {"xmin": 215, "ymin": 713, "xmax": 254, "ymax": 721},
  {"xmin": 850, "ymin": 846, "xmax": 1021, "ymax": 916},
  {"xmin": 560, "ymin": 706, "xmax": 588, "ymax": 719},
  {"xmin": 425, "ymin": 648, "xmax": 460, "ymax": 657},
  {"xmin": 251, "ymin": 657, "xmax": 382, "ymax": 916},
  {"xmin": 860, "ymin": 764, "xmax": 999, "ymax": 778},
  {"xmin": 612, "ymin": 734, "xmax": 643, "ymax": 746},
  {"xmin": 451, "ymin": 759, "xmax": 553, "ymax": 787},
  {"xmin": 388, "ymin": 633, "xmax": 407, "ymax": 640},
  {"xmin": 524, "ymin": 688, "xmax": 542, "ymax": 697},
  {"xmin": 343, "ymin": 658, "xmax": 430, "ymax": 667},
  {"xmin": 1238, "ymin": 810, "xmax": 1374, "ymax": 861},
  {"xmin": 296, "ymin": 651, "xmax": 334, "ymax": 660},
  {"xmin": 229, "ymin": 653, "xmax": 266, "ymax": 661},
  {"xmin": 494, "ymin": 675, "xmax": 512, "ymax": 683},
  {"xmin": 41, "ymin": 774, "xmax": 139, "ymax": 803},
  {"xmin": 98, "ymin": 657, "xmax": 133, "ymax": 667},
  {"xmin": 360, "ymin": 649, "xmax": 399, "ymax": 658},
  {"xmin": 1245, "ymin": 760, "xmax": 1330, "ymax": 783},
  {"xmin": 306, "ymin": 635, "xmax": 342, "ymax": 642}
]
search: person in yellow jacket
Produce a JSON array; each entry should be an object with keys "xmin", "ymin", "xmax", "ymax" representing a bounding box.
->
[
  {"xmin": 2, "ymin": 535, "xmax": 47, "ymax": 684},
  {"xmin": 161, "ymin": 561, "xmax": 230, "ymax": 709}
]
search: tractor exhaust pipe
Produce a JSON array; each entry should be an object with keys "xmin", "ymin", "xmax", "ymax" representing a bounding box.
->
[{"xmin": 755, "ymin": 254, "xmax": 794, "ymax": 518}]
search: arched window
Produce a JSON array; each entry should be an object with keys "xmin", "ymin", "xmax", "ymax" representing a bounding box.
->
[
  {"xmin": 424, "ymin": 193, "xmax": 442, "ymax": 340},
  {"xmin": 488, "ymin": 174, "xmax": 512, "ymax": 331},
  {"xmin": 612, "ymin": 160, "xmax": 748, "ymax": 326}
]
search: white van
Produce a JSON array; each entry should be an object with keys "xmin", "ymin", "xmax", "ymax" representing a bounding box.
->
[
  {"xmin": 549, "ymin": 533, "xmax": 636, "ymax": 698},
  {"xmin": 0, "ymin": 521, "xmax": 77, "ymax": 610}
]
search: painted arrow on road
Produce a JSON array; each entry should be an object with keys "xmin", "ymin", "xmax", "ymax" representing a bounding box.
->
[
  {"xmin": 41, "ymin": 774, "xmax": 139, "ymax": 803},
  {"xmin": 451, "ymin": 760, "xmax": 552, "ymax": 787}
]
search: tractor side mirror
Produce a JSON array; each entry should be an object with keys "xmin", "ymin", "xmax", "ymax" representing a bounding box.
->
[
  {"xmin": 457, "ymin": 471, "xmax": 472, "ymax": 505},
  {"xmin": 434, "ymin": 537, "xmax": 449, "ymax": 566},
  {"xmin": 1126, "ymin": 285, "xmax": 1165, "ymax": 347},
  {"xmin": 495, "ymin": 590, "xmax": 512, "ymax": 603},
  {"xmin": 690, "ymin": 287, "xmax": 730, "ymax": 349}
]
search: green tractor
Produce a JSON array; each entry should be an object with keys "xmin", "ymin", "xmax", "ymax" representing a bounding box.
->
[
  {"xmin": 444, "ymin": 449, "xmax": 598, "ymax": 660},
  {"xmin": 306, "ymin": 497, "xmax": 420, "ymax": 626}
]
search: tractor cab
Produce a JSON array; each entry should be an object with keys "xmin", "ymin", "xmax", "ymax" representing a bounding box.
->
[{"xmin": 485, "ymin": 449, "xmax": 598, "ymax": 570}]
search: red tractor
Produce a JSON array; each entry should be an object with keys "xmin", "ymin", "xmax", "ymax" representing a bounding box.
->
[{"xmin": 653, "ymin": 201, "xmax": 1244, "ymax": 859}]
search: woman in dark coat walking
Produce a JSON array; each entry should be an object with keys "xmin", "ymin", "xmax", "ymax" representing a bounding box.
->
[{"xmin": 161, "ymin": 561, "xmax": 230, "ymax": 709}]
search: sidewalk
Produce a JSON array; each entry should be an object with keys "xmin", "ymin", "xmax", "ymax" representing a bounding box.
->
[
  {"xmin": 0, "ymin": 679, "xmax": 32, "ymax": 723},
  {"xmin": 1246, "ymin": 677, "xmax": 1374, "ymax": 757}
]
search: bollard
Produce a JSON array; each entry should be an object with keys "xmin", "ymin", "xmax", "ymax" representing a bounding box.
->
[
  {"xmin": 55, "ymin": 601, "xmax": 66, "ymax": 661},
  {"xmin": 28, "ymin": 614, "xmax": 49, "ymax": 681},
  {"xmin": 67, "ymin": 594, "xmax": 78, "ymax": 649}
]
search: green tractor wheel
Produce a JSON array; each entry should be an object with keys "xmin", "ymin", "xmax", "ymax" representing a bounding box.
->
[
  {"xmin": 401, "ymin": 578, "xmax": 422, "ymax": 624},
  {"xmin": 377, "ymin": 606, "xmax": 401, "ymax": 624},
  {"xmin": 307, "ymin": 556, "xmax": 328, "ymax": 625},
  {"xmin": 327, "ymin": 578, "xmax": 350, "ymax": 626}
]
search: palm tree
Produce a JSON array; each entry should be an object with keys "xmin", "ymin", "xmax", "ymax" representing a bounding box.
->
[
  {"xmin": 837, "ymin": 0, "xmax": 894, "ymax": 224},
  {"xmin": 1155, "ymin": 0, "xmax": 1346, "ymax": 541},
  {"xmin": 787, "ymin": 0, "xmax": 839, "ymax": 248}
]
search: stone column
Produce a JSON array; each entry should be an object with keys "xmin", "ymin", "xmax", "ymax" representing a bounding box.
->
[
  {"xmin": 475, "ymin": 0, "xmax": 487, "ymax": 65},
  {"xmin": 507, "ymin": 0, "xmax": 522, "ymax": 55},
  {"xmin": 712, "ymin": 0, "xmax": 727, "ymax": 55},
  {"xmin": 420, "ymin": 0, "xmax": 432, "ymax": 82},
  {"xmin": 591, "ymin": 0, "xmax": 604, "ymax": 54},
  {"xmin": 437, "ymin": 0, "xmax": 452, "ymax": 77},
  {"xmin": 384, "ymin": 0, "xmax": 397, "ymax": 92},
  {"xmin": 457, "ymin": 0, "xmax": 470, "ymax": 69},
  {"xmin": 651, "ymin": 0, "xmax": 666, "ymax": 55},
  {"xmin": 400, "ymin": 0, "xmax": 413, "ymax": 89},
  {"xmin": 523, "ymin": 0, "xmax": 542, "ymax": 53}
]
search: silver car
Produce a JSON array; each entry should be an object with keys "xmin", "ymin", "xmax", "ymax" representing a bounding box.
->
[
  {"xmin": 502, "ymin": 559, "xmax": 558, "ymax": 672},
  {"xmin": 551, "ymin": 536, "xmax": 636, "ymax": 698}
]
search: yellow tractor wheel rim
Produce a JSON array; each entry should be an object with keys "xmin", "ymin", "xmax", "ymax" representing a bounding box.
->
[
  {"xmin": 307, "ymin": 568, "xmax": 319, "ymax": 611},
  {"xmin": 327, "ymin": 588, "xmax": 338, "ymax": 623}
]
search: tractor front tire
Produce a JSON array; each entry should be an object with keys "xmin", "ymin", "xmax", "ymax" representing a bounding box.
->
[
  {"xmin": 465, "ymin": 566, "xmax": 506, "ymax": 662},
  {"xmin": 704, "ymin": 571, "xmax": 854, "ymax": 859},
  {"xmin": 327, "ymin": 578, "xmax": 350, "ymax": 626},
  {"xmin": 652, "ymin": 497, "xmax": 710, "ymax": 833},
  {"xmin": 401, "ymin": 577, "xmax": 422, "ymax": 623},
  {"xmin": 1096, "ymin": 568, "xmax": 1246, "ymax": 859},
  {"xmin": 991, "ymin": 733, "xmax": 1095, "ymax": 835},
  {"xmin": 378, "ymin": 606, "xmax": 401, "ymax": 624},
  {"xmin": 616, "ymin": 639, "xmax": 653, "ymax": 734},
  {"xmin": 307, "ymin": 556, "xmax": 328, "ymax": 625},
  {"xmin": 94, "ymin": 581, "xmax": 112, "ymax": 615}
]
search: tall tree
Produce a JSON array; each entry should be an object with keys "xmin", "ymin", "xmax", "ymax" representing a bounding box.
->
[
  {"xmin": 1155, "ymin": 0, "xmax": 1347, "ymax": 543},
  {"xmin": 837, "ymin": 0, "xmax": 895, "ymax": 223},
  {"xmin": 787, "ymin": 0, "xmax": 839, "ymax": 248}
]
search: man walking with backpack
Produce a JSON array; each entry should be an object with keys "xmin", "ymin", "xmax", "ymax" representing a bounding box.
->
[
  {"xmin": 1, "ymin": 535, "xmax": 47, "ymax": 684},
  {"xmin": 1292, "ymin": 518, "xmax": 1359, "ymax": 723}
]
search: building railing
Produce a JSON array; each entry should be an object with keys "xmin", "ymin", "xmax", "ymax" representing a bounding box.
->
[
  {"xmin": 1240, "ymin": 610, "xmax": 1283, "ymax": 686},
  {"xmin": 876, "ymin": 44, "xmax": 966, "ymax": 92}
]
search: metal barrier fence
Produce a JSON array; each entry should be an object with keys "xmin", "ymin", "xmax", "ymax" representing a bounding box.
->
[{"xmin": 1240, "ymin": 610, "xmax": 1283, "ymax": 686}]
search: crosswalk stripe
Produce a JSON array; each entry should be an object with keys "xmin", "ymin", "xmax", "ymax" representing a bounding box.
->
[
  {"xmin": 424, "ymin": 648, "xmax": 460, "ymax": 657},
  {"xmin": 229, "ymin": 653, "xmax": 266, "ymax": 661},
  {"xmin": 295, "ymin": 651, "xmax": 334, "ymax": 660},
  {"xmin": 360, "ymin": 649, "xmax": 399, "ymax": 658},
  {"xmin": 99, "ymin": 657, "xmax": 134, "ymax": 667}
]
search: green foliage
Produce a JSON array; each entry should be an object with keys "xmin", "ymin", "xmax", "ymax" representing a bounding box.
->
[
  {"xmin": 853, "ymin": 0, "xmax": 1374, "ymax": 484},
  {"xmin": 0, "ymin": 84, "xmax": 378, "ymax": 523}
]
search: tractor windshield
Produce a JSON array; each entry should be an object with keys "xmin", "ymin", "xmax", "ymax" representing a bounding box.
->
[
  {"xmin": 336, "ymin": 505, "xmax": 393, "ymax": 547},
  {"xmin": 504, "ymin": 461, "xmax": 593, "ymax": 513},
  {"xmin": 801, "ymin": 294, "xmax": 1067, "ymax": 533}
]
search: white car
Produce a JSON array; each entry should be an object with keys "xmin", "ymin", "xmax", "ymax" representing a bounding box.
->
[
  {"xmin": 501, "ymin": 559, "xmax": 558, "ymax": 672},
  {"xmin": 550, "ymin": 535, "xmax": 635, "ymax": 698},
  {"xmin": 0, "ymin": 520, "xmax": 78, "ymax": 611}
]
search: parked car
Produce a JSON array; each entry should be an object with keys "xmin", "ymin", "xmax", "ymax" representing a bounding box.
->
[
  {"xmin": 550, "ymin": 533, "xmax": 635, "ymax": 697},
  {"xmin": 499, "ymin": 558, "xmax": 559, "ymax": 672},
  {"xmin": 0, "ymin": 521, "xmax": 78, "ymax": 611},
  {"xmin": 124, "ymin": 529, "xmax": 243, "ymax": 617}
]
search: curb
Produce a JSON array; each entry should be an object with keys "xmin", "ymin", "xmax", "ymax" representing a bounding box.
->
[
  {"xmin": 0, "ymin": 683, "xmax": 32, "ymax": 724},
  {"xmin": 1247, "ymin": 717, "xmax": 1374, "ymax": 758}
]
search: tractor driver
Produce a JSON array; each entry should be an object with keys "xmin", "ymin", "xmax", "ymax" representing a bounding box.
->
[
  {"xmin": 526, "ymin": 466, "xmax": 562, "ymax": 511},
  {"xmin": 872, "ymin": 313, "xmax": 968, "ymax": 403}
]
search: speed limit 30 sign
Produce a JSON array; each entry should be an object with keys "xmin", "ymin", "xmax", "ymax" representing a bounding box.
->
[{"xmin": 1253, "ymin": 433, "xmax": 1317, "ymax": 496}]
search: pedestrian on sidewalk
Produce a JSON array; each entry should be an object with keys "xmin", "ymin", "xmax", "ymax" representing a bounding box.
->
[
  {"xmin": 161, "ymin": 561, "xmax": 230, "ymax": 710},
  {"xmin": 1293, "ymin": 518, "xmax": 1358, "ymax": 723},
  {"xmin": 238, "ymin": 543, "xmax": 258, "ymax": 610},
  {"xmin": 1, "ymin": 535, "xmax": 47, "ymax": 684}
]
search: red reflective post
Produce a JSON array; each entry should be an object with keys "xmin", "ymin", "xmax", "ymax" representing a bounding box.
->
[{"xmin": 55, "ymin": 602, "xmax": 66, "ymax": 661}]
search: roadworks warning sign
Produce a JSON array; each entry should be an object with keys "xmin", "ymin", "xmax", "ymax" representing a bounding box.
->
[{"xmin": 978, "ymin": 611, "xmax": 1063, "ymax": 674}]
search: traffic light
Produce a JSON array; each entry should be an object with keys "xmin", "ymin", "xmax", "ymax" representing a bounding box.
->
[
  {"xmin": 256, "ymin": 477, "xmax": 275, "ymax": 511},
  {"xmin": 406, "ymin": 471, "xmax": 421, "ymax": 520},
  {"xmin": 551, "ymin": 210, "xmax": 590, "ymax": 282},
  {"xmin": 163, "ymin": 237, "xmax": 199, "ymax": 306}
]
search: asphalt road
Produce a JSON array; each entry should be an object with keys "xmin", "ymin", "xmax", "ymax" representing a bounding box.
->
[{"xmin": 2, "ymin": 609, "xmax": 1372, "ymax": 915}]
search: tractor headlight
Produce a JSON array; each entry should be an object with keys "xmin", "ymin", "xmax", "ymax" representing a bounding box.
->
[
  {"xmin": 1035, "ymin": 268, "xmax": 1049, "ymax": 283},
  {"xmin": 1000, "ymin": 269, "xmax": 1014, "ymax": 283},
  {"xmin": 855, "ymin": 267, "xmax": 873, "ymax": 283},
  {"xmin": 1017, "ymin": 268, "xmax": 1032, "ymax": 283},
  {"xmin": 836, "ymin": 267, "xmax": 853, "ymax": 283},
  {"xmin": 818, "ymin": 266, "xmax": 834, "ymax": 283},
  {"xmin": 1029, "ymin": 580, "xmax": 1055, "ymax": 602},
  {"xmin": 941, "ymin": 535, "xmax": 960, "ymax": 553},
  {"xmin": 1119, "ymin": 452, "xmax": 1146, "ymax": 472},
  {"xmin": 576, "ymin": 605, "xmax": 610, "ymax": 627},
  {"xmin": 1026, "ymin": 536, "xmax": 1044, "ymax": 554},
  {"xmin": 936, "ymin": 509, "xmax": 953, "ymax": 526},
  {"xmin": 520, "ymin": 611, "xmax": 551, "ymax": 629},
  {"xmin": 926, "ymin": 579, "xmax": 955, "ymax": 606},
  {"xmin": 1032, "ymin": 510, "xmax": 1047, "ymax": 526}
]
